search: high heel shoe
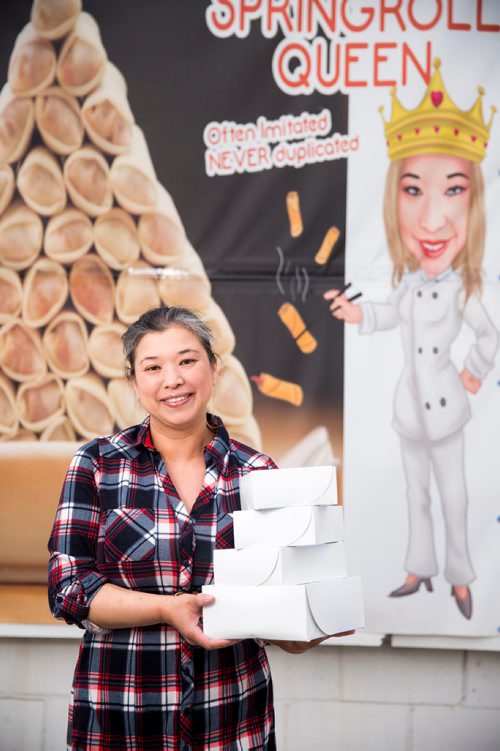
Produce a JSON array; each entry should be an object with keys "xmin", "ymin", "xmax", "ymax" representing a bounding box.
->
[
  {"xmin": 389, "ymin": 577, "xmax": 433, "ymax": 597},
  {"xmin": 451, "ymin": 585, "xmax": 472, "ymax": 620}
]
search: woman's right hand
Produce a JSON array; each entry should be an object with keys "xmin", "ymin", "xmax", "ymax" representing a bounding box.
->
[
  {"xmin": 164, "ymin": 592, "xmax": 237, "ymax": 650},
  {"xmin": 324, "ymin": 289, "xmax": 363, "ymax": 324}
]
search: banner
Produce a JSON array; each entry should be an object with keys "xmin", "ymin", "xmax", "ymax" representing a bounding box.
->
[{"xmin": 0, "ymin": 0, "xmax": 499, "ymax": 637}]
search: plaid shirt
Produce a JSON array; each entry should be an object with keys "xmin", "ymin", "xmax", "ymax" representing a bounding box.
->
[{"xmin": 48, "ymin": 416, "xmax": 276, "ymax": 751}]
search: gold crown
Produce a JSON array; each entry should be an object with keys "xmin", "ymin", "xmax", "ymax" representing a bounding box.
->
[{"xmin": 379, "ymin": 58, "xmax": 496, "ymax": 162}]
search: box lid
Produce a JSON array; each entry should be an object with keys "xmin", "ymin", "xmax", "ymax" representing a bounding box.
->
[
  {"xmin": 239, "ymin": 465, "xmax": 337, "ymax": 509},
  {"xmin": 214, "ymin": 547, "xmax": 280, "ymax": 586},
  {"xmin": 306, "ymin": 578, "xmax": 364, "ymax": 634}
]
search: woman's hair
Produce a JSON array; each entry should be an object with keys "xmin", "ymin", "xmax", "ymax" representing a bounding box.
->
[
  {"xmin": 122, "ymin": 306, "xmax": 216, "ymax": 379},
  {"xmin": 383, "ymin": 159, "xmax": 485, "ymax": 300}
]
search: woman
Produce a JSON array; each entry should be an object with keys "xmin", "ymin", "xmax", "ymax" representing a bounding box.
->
[
  {"xmin": 325, "ymin": 146, "xmax": 497, "ymax": 620},
  {"xmin": 48, "ymin": 305, "xmax": 336, "ymax": 751}
]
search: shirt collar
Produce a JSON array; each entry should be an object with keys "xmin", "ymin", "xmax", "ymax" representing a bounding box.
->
[
  {"xmin": 417, "ymin": 266, "xmax": 454, "ymax": 284},
  {"xmin": 100, "ymin": 414, "xmax": 231, "ymax": 470}
]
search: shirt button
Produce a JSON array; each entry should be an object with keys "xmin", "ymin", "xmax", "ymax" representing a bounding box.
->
[
  {"xmin": 433, "ymin": 347, "xmax": 438, "ymax": 354},
  {"xmin": 418, "ymin": 347, "xmax": 423, "ymax": 354},
  {"xmin": 417, "ymin": 290, "xmax": 422, "ymax": 297},
  {"xmin": 432, "ymin": 292, "xmax": 438, "ymax": 298},
  {"xmin": 440, "ymin": 397, "xmax": 446, "ymax": 407},
  {"xmin": 425, "ymin": 402, "xmax": 431, "ymax": 410}
]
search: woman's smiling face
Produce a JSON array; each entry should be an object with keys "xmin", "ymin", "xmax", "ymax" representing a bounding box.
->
[
  {"xmin": 398, "ymin": 153, "xmax": 472, "ymax": 277},
  {"xmin": 133, "ymin": 324, "xmax": 216, "ymax": 435}
]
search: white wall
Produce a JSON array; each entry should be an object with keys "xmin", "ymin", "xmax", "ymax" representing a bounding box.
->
[{"xmin": 1, "ymin": 637, "xmax": 500, "ymax": 751}]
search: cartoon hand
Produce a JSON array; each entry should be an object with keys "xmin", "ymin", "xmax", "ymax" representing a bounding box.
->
[
  {"xmin": 324, "ymin": 289, "xmax": 363, "ymax": 324},
  {"xmin": 460, "ymin": 368, "xmax": 482, "ymax": 394}
]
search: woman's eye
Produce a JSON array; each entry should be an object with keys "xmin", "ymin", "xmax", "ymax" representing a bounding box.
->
[
  {"xmin": 402, "ymin": 185, "xmax": 422, "ymax": 196},
  {"xmin": 446, "ymin": 185, "xmax": 466, "ymax": 196},
  {"xmin": 180, "ymin": 358, "xmax": 196, "ymax": 366}
]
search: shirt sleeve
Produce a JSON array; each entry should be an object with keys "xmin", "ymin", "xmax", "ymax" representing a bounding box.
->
[
  {"xmin": 462, "ymin": 293, "xmax": 499, "ymax": 380},
  {"xmin": 359, "ymin": 281, "xmax": 406, "ymax": 335},
  {"xmin": 47, "ymin": 443, "xmax": 108, "ymax": 628}
]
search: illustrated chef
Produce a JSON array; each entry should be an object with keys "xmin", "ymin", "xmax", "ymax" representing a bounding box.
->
[{"xmin": 324, "ymin": 59, "xmax": 498, "ymax": 620}]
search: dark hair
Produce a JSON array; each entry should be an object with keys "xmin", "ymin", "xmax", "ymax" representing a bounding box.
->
[{"xmin": 122, "ymin": 306, "xmax": 216, "ymax": 379}]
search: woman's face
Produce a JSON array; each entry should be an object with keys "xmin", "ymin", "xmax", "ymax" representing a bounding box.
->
[
  {"xmin": 397, "ymin": 153, "xmax": 473, "ymax": 277},
  {"xmin": 133, "ymin": 324, "xmax": 216, "ymax": 435}
]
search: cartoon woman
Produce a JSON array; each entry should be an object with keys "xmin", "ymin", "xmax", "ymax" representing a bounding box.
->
[{"xmin": 325, "ymin": 59, "xmax": 498, "ymax": 620}]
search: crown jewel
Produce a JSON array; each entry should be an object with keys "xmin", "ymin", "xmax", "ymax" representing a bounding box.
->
[{"xmin": 379, "ymin": 58, "xmax": 496, "ymax": 162}]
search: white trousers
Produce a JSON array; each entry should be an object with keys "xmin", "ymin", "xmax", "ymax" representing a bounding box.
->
[{"xmin": 400, "ymin": 430, "xmax": 475, "ymax": 585}]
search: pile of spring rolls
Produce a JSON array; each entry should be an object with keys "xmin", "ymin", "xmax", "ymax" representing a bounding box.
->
[{"xmin": 0, "ymin": 0, "xmax": 260, "ymax": 447}]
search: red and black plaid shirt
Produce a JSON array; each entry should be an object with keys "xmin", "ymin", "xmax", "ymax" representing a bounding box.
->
[{"xmin": 48, "ymin": 415, "xmax": 276, "ymax": 751}]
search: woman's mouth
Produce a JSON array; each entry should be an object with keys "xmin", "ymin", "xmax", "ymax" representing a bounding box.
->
[
  {"xmin": 161, "ymin": 393, "xmax": 193, "ymax": 407},
  {"xmin": 419, "ymin": 240, "xmax": 448, "ymax": 259}
]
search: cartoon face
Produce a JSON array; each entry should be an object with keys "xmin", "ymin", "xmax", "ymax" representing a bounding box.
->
[
  {"xmin": 133, "ymin": 324, "xmax": 216, "ymax": 435},
  {"xmin": 397, "ymin": 153, "xmax": 473, "ymax": 277}
]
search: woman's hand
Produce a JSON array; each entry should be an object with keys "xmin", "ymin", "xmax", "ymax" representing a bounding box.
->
[
  {"xmin": 460, "ymin": 368, "xmax": 482, "ymax": 394},
  {"xmin": 324, "ymin": 290, "xmax": 363, "ymax": 324},
  {"xmin": 164, "ymin": 592, "xmax": 237, "ymax": 651},
  {"xmin": 272, "ymin": 630, "xmax": 355, "ymax": 654}
]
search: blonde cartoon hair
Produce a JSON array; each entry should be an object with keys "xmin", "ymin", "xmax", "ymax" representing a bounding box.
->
[{"xmin": 383, "ymin": 160, "xmax": 485, "ymax": 300}]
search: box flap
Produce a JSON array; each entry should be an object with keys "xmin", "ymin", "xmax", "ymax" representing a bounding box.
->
[
  {"xmin": 306, "ymin": 578, "xmax": 364, "ymax": 634},
  {"xmin": 214, "ymin": 547, "xmax": 279, "ymax": 585},
  {"xmin": 239, "ymin": 465, "xmax": 337, "ymax": 509},
  {"xmin": 260, "ymin": 507, "xmax": 314, "ymax": 547}
]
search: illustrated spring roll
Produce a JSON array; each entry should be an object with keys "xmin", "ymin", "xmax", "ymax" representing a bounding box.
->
[
  {"xmin": 56, "ymin": 12, "xmax": 107, "ymax": 96},
  {"xmin": 0, "ymin": 268, "xmax": 22, "ymax": 323},
  {"xmin": 35, "ymin": 86, "xmax": 84, "ymax": 155},
  {"xmin": 69, "ymin": 253, "xmax": 115, "ymax": 325},
  {"xmin": 107, "ymin": 378, "xmax": 146, "ymax": 431},
  {"xmin": 94, "ymin": 208, "xmax": 140, "ymax": 270},
  {"xmin": 82, "ymin": 62, "xmax": 134, "ymax": 155},
  {"xmin": 0, "ymin": 320, "xmax": 46, "ymax": 383},
  {"xmin": 0, "ymin": 373, "xmax": 18, "ymax": 438},
  {"xmin": 22, "ymin": 258, "xmax": 68, "ymax": 328},
  {"xmin": 44, "ymin": 208, "xmax": 93, "ymax": 264},
  {"xmin": 31, "ymin": 0, "xmax": 82, "ymax": 40},
  {"xmin": 88, "ymin": 322, "xmax": 126, "ymax": 378},
  {"xmin": 0, "ymin": 164, "xmax": 15, "ymax": 216},
  {"xmin": 64, "ymin": 145, "xmax": 113, "ymax": 216},
  {"xmin": 16, "ymin": 374, "xmax": 65, "ymax": 432},
  {"xmin": 17, "ymin": 146, "xmax": 67, "ymax": 216},
  {"xmin": 314, "ymin": 226, "xmax": 340, "ymax": 265},
  {"xmin": 43, "ymin": 311, "xmax": 89, "ymax": 379},
  {"xmin": 115, "ymin": 262, "xmax": 161, "ymax": 325},
  {"xmin": 138, "ymin": 184, "xmax": 189, "ymax": 265},
  {"xmin": 286, "ymin": 190, "xmax": 303, "ymax": 237},
  {"xmin": 0, "ymin": 85, "xmax": 35, "ymax": 164},
  {"xmin": 0, "ymin": 201, "xmax": 43, "ymax": 271},
  {"xmin": 277, "ymin": 302, "xmax": 317, "ymax": 354},
  {"xmin": 110, "ymin": 125, "xmax": 157, "ymax": 214},
  {"xmin": 40, "ymin": 415, "xmax": 76, "ymax": 441},
  {"xmin": 65, "ymin": 374, "xmax": 114, "ymax": 439},
  {"xmin": 208, "ymin": 354, "xmax": 253, "ymax": 423},
  {"xmin": 8, "ymin": 23, "xmax": 56, "ymax": 96},
  {"xmin": 251, "ymin": 372, "xmax": 303, "ymax": 407}
]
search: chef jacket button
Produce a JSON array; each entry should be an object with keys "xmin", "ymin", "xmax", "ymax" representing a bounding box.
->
[
  {"xmin": 425, "ymin": 402, "xmax": 431, "ymax": 410},
  {"xmin": 432, "ymin": 292, "xmax": 438, "ymax": 299},
  {"xmin": 418, "ymin": 347, "xmax": 423, "ymax": 354},
  {"xmin": 417, "ymin": 290, "xmax": 422, "ymax": 297},
  {"xmin": 433, "ymin": 347, "xmax": 438, "ymax": 354},
  {"xmin": 440, "ymin": 397, "xmax": 446, "ymax": 407}
]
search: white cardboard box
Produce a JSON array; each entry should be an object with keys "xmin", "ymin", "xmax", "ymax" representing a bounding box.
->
[
  {"xmin": 213, "ymin": 542, "xmax": 346, "ymax": 586},
  {"xmin": 233, "ymin": 505, "xmax": 344, "ymax": 548},
  {"xmin": 239, "ymin": 465, "xmax": 338, "ymax": 510},
  {"xmin": 202, "ymin": 577, "xmax": 365, "ymax": 640}
]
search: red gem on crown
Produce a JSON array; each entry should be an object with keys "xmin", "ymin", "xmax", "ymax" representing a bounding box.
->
[{"xmin": 431, "ymin": 91, "xmax": 443, "ymax": 107}]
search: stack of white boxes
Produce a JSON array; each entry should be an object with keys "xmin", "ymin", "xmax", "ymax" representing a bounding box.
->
[{"xmin": 202, "ymin": 465, "xmax": 365, "ymax": 641}]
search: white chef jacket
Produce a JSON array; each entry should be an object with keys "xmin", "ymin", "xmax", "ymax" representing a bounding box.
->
[{"xmin": 359, "ymin": 268, "xmax": 498, "ymax": 443}]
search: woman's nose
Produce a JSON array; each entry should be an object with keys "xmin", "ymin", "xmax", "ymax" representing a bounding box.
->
[
  {"xmin": 162, "ymin": 366, "xmax": 183, "ymax": 387},
  {"xmin": 418, "ymin": 195, "xmax": 446, "ymax": 233}
]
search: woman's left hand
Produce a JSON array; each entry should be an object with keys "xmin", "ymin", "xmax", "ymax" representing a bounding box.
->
[
  {"xmin": 460, "ymin": 368, "xmax": 482, "ymax": 394},
  {"xmin": 272, "ymin": 630, "xmax": 355, "ymax": 654}
]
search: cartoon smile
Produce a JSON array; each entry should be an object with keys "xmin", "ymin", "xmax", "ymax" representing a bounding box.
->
[{"xmin": 419, "ymin": 240, "xmax": 448, "ymax": 259}]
